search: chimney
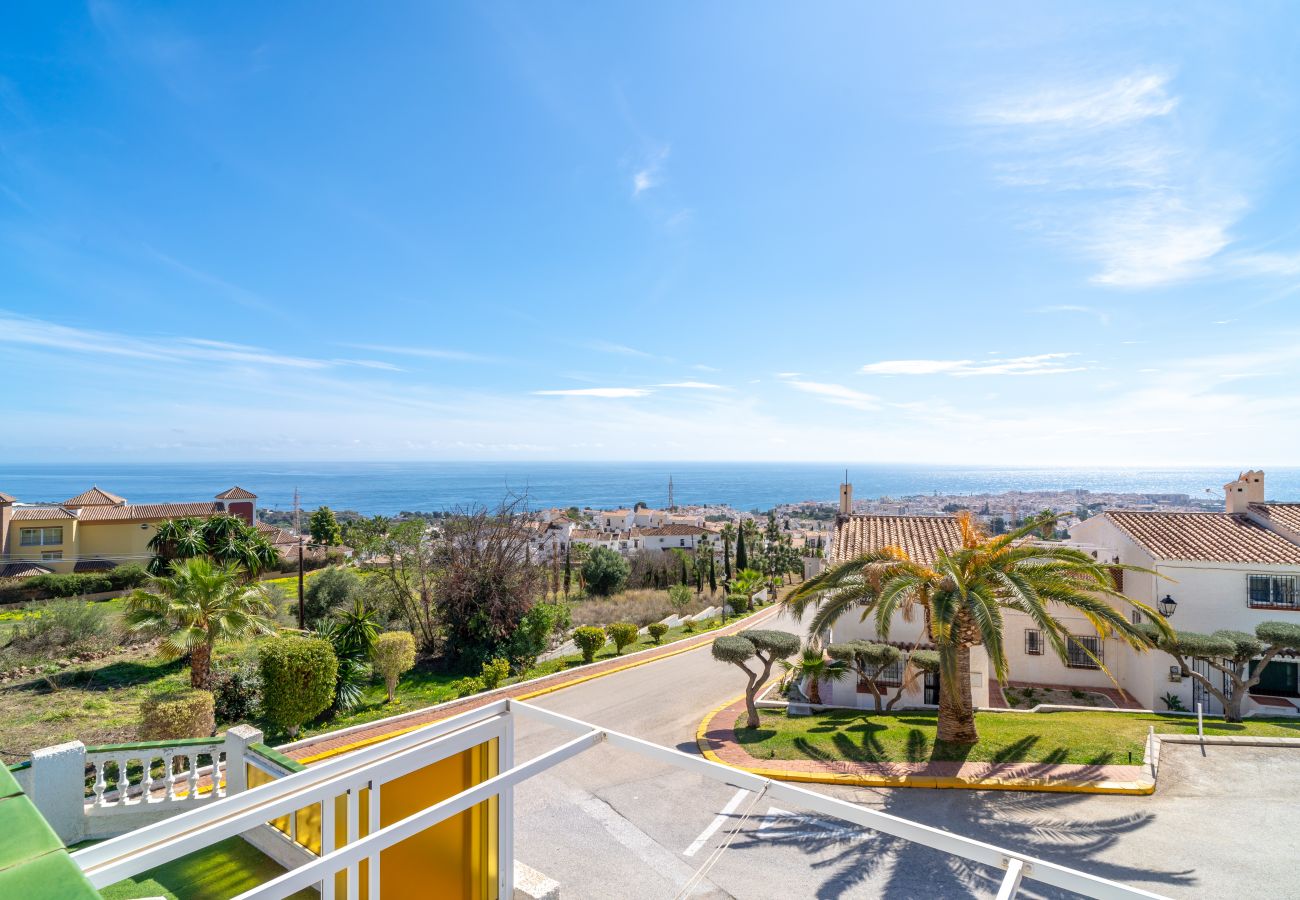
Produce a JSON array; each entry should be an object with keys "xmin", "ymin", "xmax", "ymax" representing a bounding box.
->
[
  {"xmin": 1224, "ymin": 470, "xmax": 1264, "ymax": 514},
  {"xmin": 838, "ymin": 478, "xmax": 853, "ymax": 517}
]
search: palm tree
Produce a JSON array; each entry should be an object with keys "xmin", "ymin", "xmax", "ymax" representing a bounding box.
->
[
  {"xmin": 125, "ymin": 557, "xmax": 279, "ymax": 689},
  {"xmin": 148, "ymin": 514, "xmax": 282, "ymax": 578},
  {"xmin": 780, "ymin": 645, "xmax": 849, "ymax": 705},
  {"xmin": 730, "ymin": 568, "xmax": 766, "ymax": 612},
  {"xmin": 785, "ymin": 513, "xmax": 1167, "ymax": 744}
]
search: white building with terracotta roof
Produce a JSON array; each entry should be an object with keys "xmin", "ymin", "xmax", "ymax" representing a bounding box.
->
[
  {"xmin": 0, "ymin": 485, "xmax": 294, "ymax": 577},
  {"xmin": 819, "ymin": 471, "xmax": 1300, "ymax": 716}
]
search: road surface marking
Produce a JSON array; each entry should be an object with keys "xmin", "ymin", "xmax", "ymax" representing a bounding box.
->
[
  {"xmin": 568, "ymin": 790, "xmax": 716, "ymax": 895},
  {"xmin": 684, "ymin": 787, "xmax": 752, "ymax": 857}
]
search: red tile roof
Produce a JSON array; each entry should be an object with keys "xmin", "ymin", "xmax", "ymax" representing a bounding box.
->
[
  {"xmin": 1249, "ymin": 503, "xmax": 1300, "ymax": 538},
  {"xmin": 0, "ymin": 492, "xmax": 17, "ymax": 504},
  {"xmin": 62, "ymin": 487, "xmax": 126, "ymax": 507},
  {"xmin": 831, "ymin": 515, "xmax": 964, "ymax": 565},
  {"xmin": 635, "ymin": 524, "xmax": 709, "ymax": 536},
  {"xmin": 0, "ymin": 561, "xmax": 54, "ymax": 578},
  {"xmin": 215, "ymin": 486, "xmax": 258, "ymax": 500},
  {"xmin": 73, "ymin": 559, "xmax": 118, "ymax": 573},
  {"xmin": 10, "ymin": 507, "xmax": 78, "ymax": 520},
  {"xmin": 77, "ymin": 502, "xmax": 223, "ymax": 523},
  {"xmin": 1104, "ymin": 511, "xmax": 1300, "ymax": 565}
]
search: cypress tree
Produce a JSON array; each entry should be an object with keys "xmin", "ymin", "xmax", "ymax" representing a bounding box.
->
[
  {"xmin": 723, "ymin": 538, "xmax": 732, "ymax": 581},
  {"xmin": 709, "ymin": 556, "xmax": 717, "ymax": 594},
  {"xmin": 680, "ymin": 555, "xmax": 688, "ymax": 585},
  {"xmin": 736, "ymin": 526, "xmax": 748, "ymax": 571},
  {"xmin": 563, "ymin": 545, "xmax": 571, "ymax": 599}
]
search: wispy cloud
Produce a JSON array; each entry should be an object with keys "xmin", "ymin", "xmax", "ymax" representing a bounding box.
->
[
  {"xmin": 347, "ymin": 343, "xmax": 493, "ymax": 363},
  {"xmin": 778, "ymin": 377, "xmax": 879, "ymax": 411},
  {"xmin": 860, "ymin": 353, "xmax": 1085, "ymax": 377},
  {"xmin": 631, "ymin": 145, "xmax": 669, "ymax": 196},
  {"xmin": 655, "ymin": 381, "xmax": 723, "ymax": 390},
  {"xmin": 973, "ymin": 70, "xmax": 1244, "ymax": 287},
  {"xmin": 533, "ymin": 387, "xmax": 652, "ymax": 398}
]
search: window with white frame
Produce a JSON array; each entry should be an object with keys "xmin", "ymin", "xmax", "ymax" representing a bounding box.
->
[
  {"xmin": 1248, "ymin": 574, "xmax": 1299, "ymax": 610},
  {"xmin": 1024, "ymin": 629, "xmax": 1044, "ymax": 655},
  {"xmin": 40, "ymin": 551, "xmax": 63, "ymax": 561},
  {"xmin": 19, "ymin": 526, "xmax": 63, "ymax": 547},
  {"xmin": 1066, "ymin": 635, "xmax": 1103, "ymax": 669},
  {"xmin": 858, "ymin": 658, "xmax": 904, "ymax": 691}
]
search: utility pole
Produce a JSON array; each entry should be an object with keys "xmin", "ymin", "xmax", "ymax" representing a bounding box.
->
[
  {"xmin": 292, "ymin": 487, "xmax": 301, "ymax": 535},
  {"xmin": 297, "ymin": 540, "xmax": 305, "ymax": 630}
]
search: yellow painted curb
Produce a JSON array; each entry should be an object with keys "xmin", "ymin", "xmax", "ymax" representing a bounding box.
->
[
  {"xmin": 296, "ymin": 605, "xmax": 782, "ymax": 765},
  {"xmin": 695, "ymin": 695, "xmax": 1155, "ymax": 796}
]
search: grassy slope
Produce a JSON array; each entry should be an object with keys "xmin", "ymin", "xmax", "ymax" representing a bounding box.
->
[
  {"xmin": 736, "ymin": 708, "xmax": 1300, "ymax": 766},
  {"xmin": 99, "ymin": 836, "xmax": 315, "ymax": 900}
]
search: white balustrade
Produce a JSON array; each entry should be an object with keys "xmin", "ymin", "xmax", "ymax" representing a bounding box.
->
[{"xmin": 84, "ymin": 742, "xmax": 225, "ymax": 815}]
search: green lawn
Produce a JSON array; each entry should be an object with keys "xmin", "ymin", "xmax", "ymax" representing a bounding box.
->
[
  {"xmin": 99, "ymin": 836, "xmax": 315, "ymax": 900},
  {"xmin": 736, "ymin": 708, "xmax": 1300, "ymax": 766}
]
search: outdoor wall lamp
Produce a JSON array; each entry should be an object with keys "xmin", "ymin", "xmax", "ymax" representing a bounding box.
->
[{"xmin": 1158, "ymin": 594, "xmax": 1177, "ymax": 617}]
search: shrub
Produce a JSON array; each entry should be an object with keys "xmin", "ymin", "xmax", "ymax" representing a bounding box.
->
[
  {"xmin": 258, "ymin": 636, "xmax": 338, "ymax": 737},
  {"xmin": 573, "ymin": 626, "xmax": 607, "ymax": 664},
  {"xmin": 12, "ymin": 599, "xmax": 112, "ymax": 652},
  {"xmin": 606, "ymin": 622, "xmax": 639, "ymax": 655},
  {"xmin": 480, "ymin": 657, "xmax": 510, "ymax": 690},
  {"xmin": 211, "ymin": 663, "xmax": 262, "ymax": 724},
  {"xmin": 371, "ymin": 631, "xmax": 417, "ymax": 702},
  {"xmin": 140, "ymin": 690, "xmax": 216, "ymax": 740},
  {"xmin": 507, "ymin": 601, "xmax": 572, "ymax": 672},
  {"xmin": 682, "ymin": 618, "xmax": 696, "ymax": 633},
  {"xmin": 303, "ymin": 567, "xmax": 364, "ymax": 627},
  {"xmin": 451, "ymin": 676, "xmax": 483, "ymax": 698},
  {"xmin": 647, "ymin": 623, "xmax": 669, "ymax": 645},
  {"xmin": 582, "ymin": 547, "xmax": 630, "ymax": 597},
  {"xmin": 667, "ymin": 583, "xmax": 692, "ymax": 613}
]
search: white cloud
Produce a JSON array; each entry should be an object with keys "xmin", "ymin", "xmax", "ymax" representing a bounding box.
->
[
  {"xmin": 655, "ymin": 381, "xmax": 723, "ymax": 390},
  {"xmin": 973, "ymin": 70, "xmax": 1245, "ymax": 288},
  {"xmin": 860, "ymin": 353, "xmax": 1084, "ymax": 377},
  {"xmin": 974, "ymin": 72, "xmax": 1177, "ymax": 129},
  {"xmin": 779, "ymin": 378, "xmax": 880, "ymax": 411},
  {"xmin": 631, "ymin": 145, "xmax": 669, "ymax": 196},
  {"xmin": 588, "ymin": 340, "xmax": 654, "ymax": 358},
  {"xmin": 347, "ymin": 343, "xmax": 493, "ymax": 363},
  {"xmin": 533, "ymin": 387, "xmax": 652, "ymax": 398},
  {"xmin": 1230, "ymin": 251, "xmax": 1300, "ymax": 277}
]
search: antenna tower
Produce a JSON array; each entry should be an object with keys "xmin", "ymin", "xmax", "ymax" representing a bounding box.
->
[{"xmin": 668, "ymin": 475, "xmax": 675, "ymax": 511}]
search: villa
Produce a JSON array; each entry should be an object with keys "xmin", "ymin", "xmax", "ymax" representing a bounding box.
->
[
  {"xmin": 0, "ymin": 486, "xmax": 298, "ymax": 578},
  {"xmin": 819, "ymin": 470, "xmax": 1300, "ymax": 716}
]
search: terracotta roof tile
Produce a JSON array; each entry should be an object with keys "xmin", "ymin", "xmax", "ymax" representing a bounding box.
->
[
  {"xmin": 73, "ymin": 559, "xmax": 118, "ymax": 573},
  {"xmin": 62, "ymin": 487, "xmax": 126, "ymax": 507},
  {"xmin": 257, "ymin": 523, "xmax": 301, "ymax": 546},
  {"xmin": 77, "ymin": 502, "xmax": 222, "ymax": 523},
  {"xmin": 0, "ymin": 492, "xmax": 17, "ymax": 504},
  {"xmin": 215, "ymin": 486, "xmax": 257, "ymax": 500},
  {"xmin": 634, "ymin": 524, "xmax": 709, "ymax": 536},
  {"xmin": 10, "ymin": 507, "xmax": 77, "ymax": 520},
  {"xmin": 831, "ymin": 515, "xmax": 964, "ymax": 565},
  {"xmin": 1104, "ymin": 511, "xmax": 1300, "ymax": 565},
  {"xmin": 1249, "ymin": 503, "xmax": 1300, "ymax": 538},
  {"xmin": 0, "ymin": 562, "xmax": 54, "ymax": 578}
]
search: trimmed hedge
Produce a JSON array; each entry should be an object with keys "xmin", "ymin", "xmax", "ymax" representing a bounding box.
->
[
  {"xmin": 647, "ymin": 623, "xmax": 669, "ymax": 645},
  {"xmin": 573, "ymin": 626, "xmax": 607, "ymax": 664},
  {"xmin": 258, "ymin": 636, "xmax": 338, "ymax": 738},
  {"xmin": 372, "ymin": 631, "xmax": 417, "ymax": 702},
  {"xmin": 0, "ymin": 564, "xmax": 150, "ymax": 603},
  {"xmin": 606, "ymin": 622, "xmax": 639, "ymax": 655},
  {"xmin": 140, "ymin": 690, "xmax": 216, "ymax": 740}
]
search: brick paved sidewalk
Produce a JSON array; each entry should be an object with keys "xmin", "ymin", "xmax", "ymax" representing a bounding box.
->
[
  {"xmin": 284, "ymin": 604, "xmax": 783, "ymax": 763},
  {"xmin": 699, "ymin": 696, "xmax": 1152, "ymax": 793}
]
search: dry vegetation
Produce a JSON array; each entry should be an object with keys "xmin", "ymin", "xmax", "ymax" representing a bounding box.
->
[{"xmin": 569, "ymin": 588, "xmax": 718, "ymax": 627}]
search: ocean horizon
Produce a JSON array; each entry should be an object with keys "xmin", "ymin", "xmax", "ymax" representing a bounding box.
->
[{"xmin": 3, "ymin": 462, "xmax": 1298, "ymax": 516}]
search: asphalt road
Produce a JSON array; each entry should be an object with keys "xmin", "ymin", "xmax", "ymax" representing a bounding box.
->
[{"xmin": 512, "ymin": 607, "xmax": 1300, "ymax": 899}]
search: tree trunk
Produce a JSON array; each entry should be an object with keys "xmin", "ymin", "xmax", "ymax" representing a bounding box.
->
[
  {"xmin": 190, "ymin": 642, "xmax": 212, "ymax": 690},
  {"xmin": 936, "ymin": 644, "xmax": 978, "ymax": 744},
  {"xmin": 807, "ymin": 677, "xmax": 822, "ymax": 705}
]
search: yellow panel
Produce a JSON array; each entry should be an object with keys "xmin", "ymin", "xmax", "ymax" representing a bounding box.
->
[
  {"xmin": 294, "ymin": 802, "xmax": 322, "ymax": 854},
  {"xmin": 246, "ymin": 765, "xmax": 292, "ymax": 835}
]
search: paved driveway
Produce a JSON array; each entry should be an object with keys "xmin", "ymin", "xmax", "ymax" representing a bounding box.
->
[{"xmin": 511, "ymin": 607, "xmax": 1300, "ymax": 897}]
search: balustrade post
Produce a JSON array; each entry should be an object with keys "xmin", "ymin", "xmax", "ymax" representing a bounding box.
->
[
  {"xmin": 29, "ymin": 740, "xmax": 86, "ymax": 845},
  {"xmin": 163, "ymin": 749, "xmax": 177, "ymax": 800},
  {"xmin": 222, "ymin": 724, "xmax": 264, "ymax": 796}
]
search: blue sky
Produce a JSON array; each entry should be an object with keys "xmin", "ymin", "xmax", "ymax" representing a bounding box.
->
[{"xmin": 2, "ymin": 1, "xmax": 1299, "ymax": 465}]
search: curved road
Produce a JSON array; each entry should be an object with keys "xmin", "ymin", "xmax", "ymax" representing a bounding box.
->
[{"xmin": 514, "ymin": 605, "xmax": 1297, "ymax": 899}]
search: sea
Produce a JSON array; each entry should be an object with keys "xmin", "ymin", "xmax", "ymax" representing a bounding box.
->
[{"xmin": 3, "ymin": 462, "xmax": 1298, "ymax": 516}]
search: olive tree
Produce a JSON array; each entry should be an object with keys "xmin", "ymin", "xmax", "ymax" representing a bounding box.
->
[
  {"xmin": 827, "ymin": 641, "xmax": 909, "ymax": 712},
  {"xmin": 1146, "ymin": 621, "xmax": 1300, "ymax": 722},
  {"xmin": 711, "ymin": 629, "xmax": 800, "ymax": 728}
]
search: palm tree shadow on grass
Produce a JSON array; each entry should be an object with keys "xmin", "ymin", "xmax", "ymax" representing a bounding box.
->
[{"xmin": 726, "ymin": 786, "xmax": 1196, "ymax": 899}]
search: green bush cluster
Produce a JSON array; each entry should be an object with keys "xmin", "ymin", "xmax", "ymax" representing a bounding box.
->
[
  {"xmin": 211, "ymin": 663, "xmax": 262, "ymax": 724},
  {"xmin": 480, "ymin": 657, "xmax": 510, "ymax": 690},
  {"xmin": 606, "ymin": 622, "xmax": 639, "ymax": 655},
  {"xmin": 372, "ymin": 631, "xmax": 417, "ymax": 702},
  {"xmin": 451, "ymin": 676, "xmax": 483, "ymax": 698},
  {"xmin": 258, "ymin": 636, "xmax": 338, "ymax": 737},
  {"xmin": 0, "ymin": 564, "xmax": 149, "ymax": 603},
  {"xmin": 140, "ymin": 689, "xmax": 216, "ymax": 740},
  {"xmin": 573, "ymin": 626, "xmax": 607, "ymax": 664},
  {"xmin": 647, "ymin": 623, "xmax": 669, "ymax": 645}
]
